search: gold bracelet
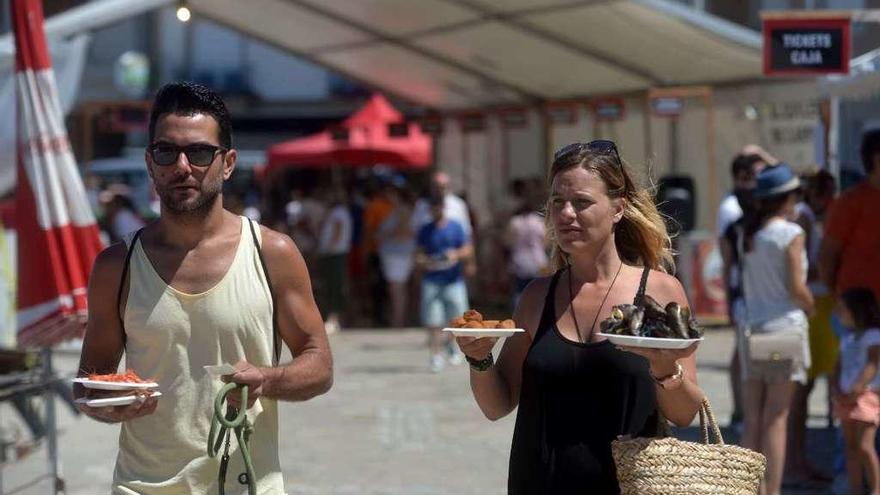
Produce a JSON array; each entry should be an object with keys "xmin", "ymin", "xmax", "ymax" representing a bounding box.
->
[{"xmin": 651, "ymin": 362, "xmax": 684, "ymax": 390}]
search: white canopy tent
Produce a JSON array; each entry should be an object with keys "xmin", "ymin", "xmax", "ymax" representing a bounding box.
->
[
  {"xmin": 820, "ymin": 45, "xmax": 880, "ymax": 100},
  {"xmin": 188, "ymin": 0, "xmax": 763, "ymax": 110},
  {"xmin": 0, "ymin": 0, "xmax": 766, "ymax": 113},
  {"xmin": 820, "ymin": 46, "xmax": 880, "ymax": 180}
]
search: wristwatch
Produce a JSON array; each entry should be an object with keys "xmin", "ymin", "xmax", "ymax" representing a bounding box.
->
[
  {"xmin": 651, "ymin": 361, "xmax": 684, "ymax": 390},
  {"xmin": 466, "ymin": 353, "xmax": 494, "ymax": 372}
]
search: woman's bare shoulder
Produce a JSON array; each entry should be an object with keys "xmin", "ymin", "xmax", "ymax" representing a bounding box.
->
[
  {"xmin": 644, "ymin": 269, "xmax": 689, "ymax": 306},
  {"xmin": 514, "ymin": 274, "xmax": 557, "ymax": 333}
]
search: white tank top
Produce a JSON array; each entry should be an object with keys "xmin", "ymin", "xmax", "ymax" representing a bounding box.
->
[
  {"xmin": 113, "ymin": 216, "xmax": 283, "ymax": 495},
  {"xmin": 741, "ymin": 218, "xmax": 808, "ymax": 325}
]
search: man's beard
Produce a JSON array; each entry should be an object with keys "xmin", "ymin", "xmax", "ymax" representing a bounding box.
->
[{"xmin": 159, "ymin": 178, "xmax": 222, "ymax": 216}]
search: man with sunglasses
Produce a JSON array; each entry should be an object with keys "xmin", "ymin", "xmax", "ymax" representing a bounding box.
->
[{"xmin": 75, "ymin": 82, "xmax": 333, "ymax": 494}]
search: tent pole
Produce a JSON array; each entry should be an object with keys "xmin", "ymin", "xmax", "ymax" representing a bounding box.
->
[
  {"xmin": 828, "ymin": 96, "xmax": 841, "ymax": 180},
  {"xmin": 705, "ymin": 89, "xmax": 718, "ymax": 235},
  {"xmin": 42, "ymin": 347, "xmax": 61, "ymax": 494},
  {"xmin": 542, "ymin": 110, "xmax": 552, "ymax": 174},
  {"xmin": 461, "ymin": 128, "xmax": 470, "ymax": 195},
  {"xmin": 642, "ymin": 93, "xmax": 653, "ymax": 176},
  {"xmin": 501, "ymin": 123, "xmax": 510, "ymax": 190}
]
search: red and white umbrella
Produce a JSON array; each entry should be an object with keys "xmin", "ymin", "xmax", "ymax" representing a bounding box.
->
[{"xmin": 12, "ymin": 0, "xmax": 103, "ymax": 348}]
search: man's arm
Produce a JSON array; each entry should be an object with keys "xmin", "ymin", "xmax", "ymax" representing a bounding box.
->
[
  {"xmin": 75, "ymin": 242, "xmax": 158, "ymax": 423},
  {"xmin": 230, "ymin": 227, "xmax": 333, "ymax": 404},
  {"xmin": 741, "ymin": 144, "xmax": 779, "ymax": 166},
  {"xmin": 451, "ymin": 240, "xmax": 474, "ymax": 264},
  {"xmin": 819, "ymin": 196, "xmax": 848, "ymax": 291}
]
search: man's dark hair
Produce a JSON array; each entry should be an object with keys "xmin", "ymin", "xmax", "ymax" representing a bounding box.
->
[
  {"xmin": 730, "ymin": 153, "xmax": 763, "ymax": 179},
  {"xmin": 860, "ymin": 128, "xmax": 880, "ymax": 174},
  {"xmin": 148, "ymin": 81, "xmax": 232, "ymax": 148}
]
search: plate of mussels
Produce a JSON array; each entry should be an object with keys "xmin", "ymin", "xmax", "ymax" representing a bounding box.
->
[{"xmin": 596, "ymin": 295, "xmax": 704, "ymax": 350}]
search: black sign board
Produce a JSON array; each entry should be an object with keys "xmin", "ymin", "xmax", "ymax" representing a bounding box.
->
[
  {"xmin": 650, "ymin": 97, "xmax": 683, "ymax": 118},
  {"xmin": 544, "ymin": 104, "xmax": 579, "ymax": 125},
  {"xmin": 591, "ymin": 98, "xmax": 625, "ymax": 122},
  {"xmin": 763, "ymin": 17, "xmax": 850, "ymax": 75}
]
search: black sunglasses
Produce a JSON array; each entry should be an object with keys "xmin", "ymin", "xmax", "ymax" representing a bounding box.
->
[
  {"xmin": 148, "ymin": 143, "xmax": 227, "ymax": 167},
  {"xmin": 553, "ymin": 139, "xmax": 621, "ymax": 165}
]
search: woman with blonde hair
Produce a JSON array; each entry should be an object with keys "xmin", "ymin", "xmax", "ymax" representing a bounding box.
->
[{"xmin": 456, "ymin": 140, "xmax": 705, "ymax": 494}]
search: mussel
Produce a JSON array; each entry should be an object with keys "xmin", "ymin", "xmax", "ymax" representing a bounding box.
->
[
  {"xmin": 599, "ymin": 296, "xmax": 703, "ymax": 340},
  {"xmin": 599, "ymin": 309, "xmax": 625, "ymax": 334},
  {"xmin": 641, "ymin": 319, "xmax": 669, "ymax": 338},
  {"xmin": 665, "ymin": 302, "xmax": 691, "ymax": 339},
  {"xmin": 642, "ymin": 294, "xmax": 667, "ymax": 321},
  {"xmin": 685, "ymin": 307, "xmax": 704, "ymax": 339},
  {"xmin": 601, "ymin": 304, "xmax": 644, "ymax": 336}
]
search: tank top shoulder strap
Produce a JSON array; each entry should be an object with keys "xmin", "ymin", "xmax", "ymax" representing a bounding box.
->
[
  {"xmin": 535, "ymin": 268, "xmax": 564, "ymax": 339},
  {"xmin": 116, "ymin": 228, "xmax": 144, "ymax": 348},
  {"xmin": 633, "ymin": 265, "xmax": 651, "ymax": 306},
  {"xmin": 246, "ymin": 218, "xmax": 281, "ymax": 366}
]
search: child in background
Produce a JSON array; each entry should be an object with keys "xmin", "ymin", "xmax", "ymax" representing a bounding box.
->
[{"xmin": 833, "ymin": 287, "xmax": 880, "ymax": 495}]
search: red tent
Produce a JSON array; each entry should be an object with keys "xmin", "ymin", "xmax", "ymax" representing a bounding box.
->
[
  {"xmin": 13, "ymin": 0, "xmax": 103, "ymax": 348},
  {"xmin": 266, "ymin": 94, "xmax": 432, "ymax": 173}
]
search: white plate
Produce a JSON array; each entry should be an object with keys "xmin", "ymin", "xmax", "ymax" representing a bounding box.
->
[
  {"xmin": 72, "ymin": 378, "xmax": 159, "ymax": 390},
  {"xmin": 442, "ymin": 328, "xmax": 525, "ymax": 338},
  {"xmin": 203, "ymin": 364, "xmax": 237, "ymax": 377},
  {"xmin": 75, "ymin": 391, "xmax": 162, "ymax": 408},
  {"xmin": 597, "ymin": 333, "xmax": 703, "ymax": 350}
]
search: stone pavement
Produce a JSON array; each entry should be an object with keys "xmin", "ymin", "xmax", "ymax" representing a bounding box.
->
[{"xmin": 0, "ymin": 328, "xmax": 836, "ymax": 494}]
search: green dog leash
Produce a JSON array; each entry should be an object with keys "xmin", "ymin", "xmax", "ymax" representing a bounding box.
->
[{"xmin": 207, "ymin": 382, "xmax": 256, "ymax": 495}]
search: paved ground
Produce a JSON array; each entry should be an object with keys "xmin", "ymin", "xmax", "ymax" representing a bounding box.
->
[{"xmin": 0, "ymin": 327, "xmax": 836, "ymax": 494}]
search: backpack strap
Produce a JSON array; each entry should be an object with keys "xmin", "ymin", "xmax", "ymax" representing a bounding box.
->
[
  {"xmin": 633, "ymin": 265, "xmax": 651, "ymax": 306},
  {"xmin": 247, "ymin": 219, "xmax": 281, "ymax": 366},
  {"xmin": 116, "ymin": 228, "xmax": 145, "ymax": 347}
]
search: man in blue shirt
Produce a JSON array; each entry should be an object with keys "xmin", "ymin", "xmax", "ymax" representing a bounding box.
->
[{"xmin": 417, "ymin": 196, "xmax": 473, "ymax": 372}]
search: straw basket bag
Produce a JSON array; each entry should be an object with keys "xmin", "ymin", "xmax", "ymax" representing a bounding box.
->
[{"xmin": 611, "ymin": 398, "xmax": 766, "ymax": 495}]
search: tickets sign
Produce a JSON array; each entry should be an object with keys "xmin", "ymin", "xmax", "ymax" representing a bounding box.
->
[{"xmin": 763, "ymin": 17, "xmax": 850, "ymax": 76}]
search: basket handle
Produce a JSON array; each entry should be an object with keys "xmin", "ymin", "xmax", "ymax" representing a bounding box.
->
[{"xmin": 699, "ymin": 397, "xmax": 724, "ymax": 445}]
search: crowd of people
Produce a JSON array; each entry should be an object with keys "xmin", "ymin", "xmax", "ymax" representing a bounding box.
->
[
  {"xmin": 87, "ymin": 162, "xmax": 550, "ymax": 352},
  {"xmin": 223, "ymin": 169, "xmax": 549, "ymax": 371},
  {"xmin": 718, "ymin": 136, "xmax": 880, "ymax": 495},
  {"xmin": 73, "ymin": 81, "xmax": 880, "ymax": 495}
]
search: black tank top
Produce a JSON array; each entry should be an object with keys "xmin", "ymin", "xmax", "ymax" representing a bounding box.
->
[{"xmin": 508, "ymin": 267, "xmax": 659, "ymax": 495}]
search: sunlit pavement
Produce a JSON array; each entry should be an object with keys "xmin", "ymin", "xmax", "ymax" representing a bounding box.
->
[{"xmin": 1, "ymin": 328, "xmax": 835, "ymax": 494}]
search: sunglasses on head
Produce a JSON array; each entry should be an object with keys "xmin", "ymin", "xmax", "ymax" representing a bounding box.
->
[
  {"xmin": 148, "ymin": 142, "xmax": 227, "ymax": 167},
  {"xmin": 553, "ymin": 139, "xmax": 621, "ymax": 165}
]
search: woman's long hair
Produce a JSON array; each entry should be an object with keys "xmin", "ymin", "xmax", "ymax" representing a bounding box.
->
[
  {"xmin": 545, "ymin": 146, "xmax": 673, "ymax": 273},
  {"xmin": 741, "ymin": 191, "xmax": 795, "ymax": 252},
  {"xmin": 841, "ymin": 287, "xmax": 880, "ymax": 334}
]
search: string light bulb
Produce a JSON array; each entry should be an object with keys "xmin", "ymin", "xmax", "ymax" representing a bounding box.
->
[{"xmin": 176, "ymin": 3, "xmax": 191, "ymax": 22}]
